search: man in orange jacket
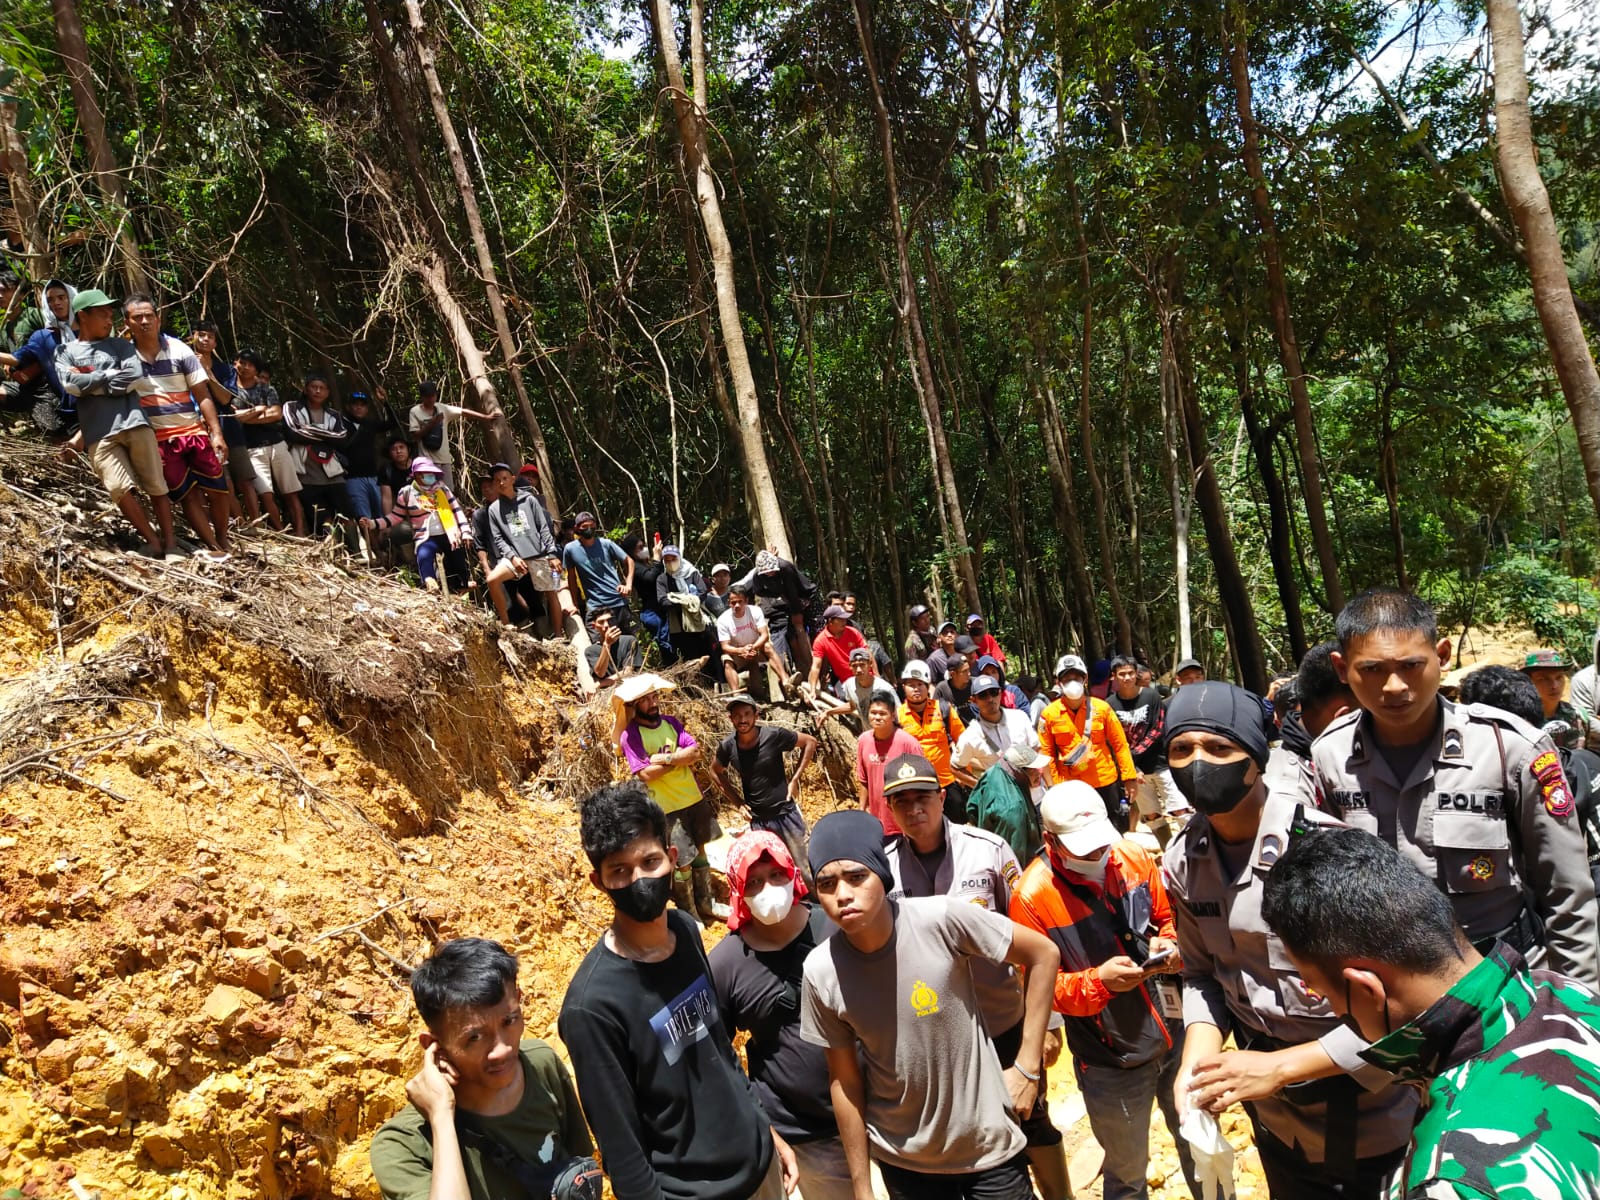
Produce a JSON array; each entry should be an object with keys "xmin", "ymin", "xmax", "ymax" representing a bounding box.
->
[
  {"xmin": 1037, "ymin": 655, "xmax": 1136, "ymax": 831},
  {"xmin": 1009, "ymin": 782, "xmax": 1198, "ymax": 1200}
]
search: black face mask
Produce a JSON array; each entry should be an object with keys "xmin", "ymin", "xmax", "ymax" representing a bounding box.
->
[
  {"xmin": 607, "ymin": 872, "xmax": 672, "ymax": 922},
  {"xmin": 1170, "ymin": 756, "xmax": 1256, "ymax": 815}
]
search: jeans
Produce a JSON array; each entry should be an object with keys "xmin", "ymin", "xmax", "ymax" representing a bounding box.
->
[
  {"xmin": 789, "ymin": 1137, "xmax": 854, "ymax": 1200},
  {"xmin": 416, "ymin": 534, "xmax": 469, "ymax": 591},
  {"xmin": 1249, "ymin": 1114, "xmax": 1404, "ymax": 1200},
  {"xmin": 878, "ymin": 1152, "xmax": 1033, "ymax": 1200},
  {"xmin": 640, "ymin": 606, "xmax": 674, "ymax": 660},
  {"xmin": 1072, "ymin": 1032, "xmax": 1198, "ymax": 1200},
  {"xmin": 345, "ymin": 475, "xmax": 382, "ymax": 521}
]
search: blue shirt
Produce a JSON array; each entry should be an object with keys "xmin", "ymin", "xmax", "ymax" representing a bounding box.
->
[
  {"xmin": 15, "ymin": 327, "xmax": 67, "ymax": 407},
  {"xmin": 562, "ymin": 537, "xmax": 629, "ymax": 612}
]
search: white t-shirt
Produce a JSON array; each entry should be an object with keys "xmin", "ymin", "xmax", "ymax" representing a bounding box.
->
[
  {"xmin": 951, "ymin": 708, "xmax": 1040, "ymax": 775},
  {"xmin": 717, "ymin": 604, "xmax": 768, "ymax": 648},
  {"xmin": 408, "ymin": 403, "xmax": 467, "ymax": 464}
]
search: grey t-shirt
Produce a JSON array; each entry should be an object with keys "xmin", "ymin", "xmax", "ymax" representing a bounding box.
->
[
  {"xmin": 800, "ymin": 896, "xmax": 1026, "ymax": 1173},
  {"xmin": 56, "ymin": 336, "xmax": 147, "ymax": 445}
]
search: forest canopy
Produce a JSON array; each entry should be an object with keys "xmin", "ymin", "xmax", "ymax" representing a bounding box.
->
[{"xmin": 3, "ymin": 0, "xmax": 1598, "ymax": 686}]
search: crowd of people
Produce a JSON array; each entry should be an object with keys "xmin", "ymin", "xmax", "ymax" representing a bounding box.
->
[
  {"xmin": 366, "ymin": 586, "xmax": 1600, "ymax": 1200},
  {"xmin": 10, "ymin": 281, "xmax": 1600, "ymax": 1200}
]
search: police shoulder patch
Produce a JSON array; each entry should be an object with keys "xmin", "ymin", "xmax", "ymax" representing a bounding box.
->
[{"xmin": 1530, "ymin": 749, "xmax": 1576, "ymax": 819}]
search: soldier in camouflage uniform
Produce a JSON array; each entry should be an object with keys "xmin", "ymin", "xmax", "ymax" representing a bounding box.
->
[
  {"xmin": 1521, "ymin": 649, "xmax": 1585, "ymax": 751},
  {"xmin": 1263, "ymin": 827, "xmax": 1600, "ymax": 1200}
]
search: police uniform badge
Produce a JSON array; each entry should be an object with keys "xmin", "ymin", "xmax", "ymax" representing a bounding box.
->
[
  {"xmin": 1530, "ymin": 750, "xmax": 1576, "ymax": 819},
  {"xmin": 1468, "ymin": 854, "xmax": 1495, "ymax": 882},
  {"xmin": 1442, "ymin": 727, "xmax": 1465, "ymax": 759}
]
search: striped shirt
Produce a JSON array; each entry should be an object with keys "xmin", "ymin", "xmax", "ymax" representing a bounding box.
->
[{"xmin": 134, "ymin": 334, "xmax": 209, "ymax": 441}]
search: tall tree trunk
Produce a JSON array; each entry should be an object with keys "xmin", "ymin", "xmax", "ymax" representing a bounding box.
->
[
  {"xmin": 50, "ymin": 0, "xmax": 148, "ymax": 293},
  {"xmin": 1030, "ymin": 363, "xmax": 1101, "ymax": 662},
  {"xmin": 1227, "ymin": 7, "xmax": 1344, "ymax": 614},
  {"xmin": 1486, "ymin": 0, "xmax": 1600, "ymax": 527},
  {"xmin": 852, "ymin": 0, "xmax": 981, "ymax": 614},
  {"xmin": 359, "ymin": 0, "xmax": 455, "ymax": 256},
  {"xmin": 1169, "ymin": 302, "xmax": 1267, "ymax": 691},
  {"xmin": 1070, "ymin": 180, "xmax": 1133, "ymax": 653},
  {"xmin": 1233, "ymin": 336, "xmax": 1308, "ymax": 660},
  {"xmin": 648, "ymin": 0, "xmax": 792, "ymax": 560},
  {"xmin": 403, "ymin": 0, "xmax": 561, "ymax": 514},
  {"xmin": 1157, "ymin": 312, "xmax": 1193, "ymax": 665},
  {"xmin": 1, "ymin": 100, "xmax": 47, "ymax": 272},
  {"xmin": 409, "ymin": 250, "xmax": 519, "ymax": 464},
  {"xmin": 1379, "ymin": 332, "xmax": 1409, "ymax": 589}
]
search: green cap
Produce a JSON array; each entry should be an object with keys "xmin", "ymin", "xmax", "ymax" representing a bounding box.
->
[
  {"xmin": 1522, "ymin": 649, "xmax": 1571, "ymax": 672},
  {"xmin": 71, "ymin": 288, "xmax": 118, "ymax": 313}
]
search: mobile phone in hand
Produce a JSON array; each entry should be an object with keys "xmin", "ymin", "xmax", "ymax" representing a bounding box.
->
[{"xmin": 1143, "ymin": 947, "xmax": 1176, "ymax": 970}]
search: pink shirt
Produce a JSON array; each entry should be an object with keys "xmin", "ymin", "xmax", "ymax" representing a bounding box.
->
[{"xmin": 854, "ymin": 728, "xmax": 921, "ymax": 836}]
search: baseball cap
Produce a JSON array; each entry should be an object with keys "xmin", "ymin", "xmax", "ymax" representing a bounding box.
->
[
  {"xmin": 909, "ymin": 604, "xmax": 930, "ymax": 619},
  {"xmin": 882, "ymin": 752, "xmax": 941, "ymax": 797},
  {"xmin": 823, "ymin": 604, "xmax": 850, "ymax": 621},
  {"xmin": 901, "ymin": 661, "xmax": 932, "ymax": 684},
  {"xmin": 849, "ymin": 647, "xmax": 873, "ymax": 663},
  {"xmin": 938, "ymin": 619, "xmax": 959, "ymax": 633},
  {"xmin": 574, "ymin": 511, "xmax": 598, "ymax": 529},
  {"xmin": 662, "ymin": 544, "xmax": 681, "ymax": 559},
  {"xmin": 970, "ymin": 674, "xmax": 1001, "ymax": 698},
  {"xmin": 711, "ymin": 562, "xmax": 731, "ymax": 575},
  {"xmin": 723, "ymin": 692, "xmax": 759, "ymax": 713},
  {"xmin": 71, "ymin": 288, "xmax": 118, "ymax": 313},
  {"xmin": 1175, "ymin": 657, "xmax": 1204, "ymax": 675},
  {"xmin": 1523, "ymin": 650, "xmax": 1571, "ymax": 672},
  {"xmin": 486, "ymin": 461, "xmax": 515, "ymax": 475},
  {"xmin": 1055, "ymin": 653, "xmax": 1088, "ymax": 678},
  {"xmin": 1003, "ymin": 743, "xmax": 1051, "ymax": 772},
  {"xmin": 975, "ymin": 654, "xmax": 1001, "ymax": 674},
  {"xmin": 518, "ymin": 462, "xmax": 539, "ymax": 477},
  {"xmin": 1041, "ymin": 782, "xmax": 1120, "ymax": 856},
  {"xmin": 966, "ymin": 613, "xmax": 984, "ymax": 626}
]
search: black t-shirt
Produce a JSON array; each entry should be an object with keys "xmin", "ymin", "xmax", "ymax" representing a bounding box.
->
[
  {"xmin": 634, "ymin": 558, "xmax": 667, "ymax": 616},
  {"xmin": 715, "ymin": 726, "xmax": 800, "ymax": 819},
  {"xmin": 1105, "ymin": 687, "xmax": 1168, "ymax": 772},
  {"xmin": 379, "ymin": 461, "xmax": 411, "ymax": 499},
  {"xmin": 706, "ymin": 906, "xmax": 837, "ymax": 1142},
  {"xmin": 558, "ymin": 909, "xmax": 774, "ymax": 1200},
  {"xmin": 471, "ymin": 506, "xmax": 493, "ymax": 554},
  {"xmin": 934, "ymin": 679, "xmax": 975, "ymax": 725},
  {"xmin": 343, "ymin": 411, "xmax": 395, "ymax": 476}
]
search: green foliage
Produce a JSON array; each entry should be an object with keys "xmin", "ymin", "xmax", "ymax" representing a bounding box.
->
[{"xmin": 1480, "ymin": 554, "xmax": 1600, "ymax": 662}]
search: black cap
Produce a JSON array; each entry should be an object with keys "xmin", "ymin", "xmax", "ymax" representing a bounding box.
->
[{"xmin": 882, "ymin": 752, "xmax": 941, "ymax": 797}]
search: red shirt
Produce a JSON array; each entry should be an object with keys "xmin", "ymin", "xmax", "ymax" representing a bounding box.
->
[
  {"xmin": 813, "ymin": 624, "xmax": 868, "ymax": 683},
  {"xmin": 855, "ymin": 728, "xmax": 921, "ymax": 835}
]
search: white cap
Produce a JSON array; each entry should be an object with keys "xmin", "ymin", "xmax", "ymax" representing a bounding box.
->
[
  {"xmin": 1054, "ymin": 653, "xmax": 1088, "ymax": 678},
  {"xmin": 1002, "ymin": 743, "xmax": 1051, "ymax": 771},
  {"xmin": 614, "ymin": 672, "xmax": 675, "ymax": 705},
  {"xmin": 1040, "ymin": 782, "xmax": 1120, "ymax": 857},
  {"xmin": 711, "ymin": 562, "xmax": 731, "ymax": 575},
  {"xmin": 901, "ymin": 660, "xmax": 932, "ymax": 684}
]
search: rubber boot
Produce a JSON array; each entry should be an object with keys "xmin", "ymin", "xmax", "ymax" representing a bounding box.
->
[
  {"xmin": 672, "ymin": 873, "xmax": 701, "ymax": 925},
  {"xmin": 1026, "ymin": 1141, "xmax": 1072, "ymax": 1200},
  {"xmin": 692, "ymin": 865, "xmax": 731, "ymax": 924}
]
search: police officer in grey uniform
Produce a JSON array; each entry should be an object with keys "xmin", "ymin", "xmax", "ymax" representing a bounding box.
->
[
  {"xmin": 1162, "ymin": 681, "xmax": 1416, "ymax": 1199},
  {"xmin": 1303, "ymin": 588, "xmax": 1599, "ymax": 987}
]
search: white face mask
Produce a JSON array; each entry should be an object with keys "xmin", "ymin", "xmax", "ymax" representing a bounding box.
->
[
  {"xmin": 746, "ymin": 880, "xmax": 796, "ymax": 925},
  {"xmin": 1062, "ymin": 680, "xmax": 1086, "ymax": 701},
  {"xmin": 1060, "ymin": 846, "xmax": 1110, "ymax": 882}
]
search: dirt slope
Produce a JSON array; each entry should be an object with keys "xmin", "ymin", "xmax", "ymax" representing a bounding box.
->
[{"xmin": 0, "ymin": 448, "xmax": 857, "ymax": 1200}]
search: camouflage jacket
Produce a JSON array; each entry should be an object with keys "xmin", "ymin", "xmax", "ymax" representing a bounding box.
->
[{"xmin": 1361, "ymin": 942, "xmax": 1600, "ymax": 1198}]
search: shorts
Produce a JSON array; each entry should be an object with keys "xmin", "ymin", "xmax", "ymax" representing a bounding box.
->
[
  {"xmin": 345, "ymin": 475, "xmax": 383, "ymax": 521},
  {"xmin": 91, "ymin": 425, "xmax": 168, "ymax": 502},
  {"xmin": 249, "ymin": 441, "xmax": 302, "ymax": 495},
  {"xmin": 750, "ymin": 802, "xmax": 811, "ymax": 884},
  {"xmin": 228, "ymin": 450, "xmax": 266, "ymax": 491},
  {"xmin": 664, "ymin": 799, "xmax": 721, "ymax": 869},
  {"xmin": 159, "ymin": 433, "xmax": 227, "ymax": 499},
  {"xmin": 526, "ymin": 557, "xmax": 563, "ymax": 592},
  {"xmin": 1132, "ymin": 769, "xmax": 1190, "ymax": 818}
]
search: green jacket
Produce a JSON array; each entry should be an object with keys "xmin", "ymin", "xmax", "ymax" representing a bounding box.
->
[
  {"xmin": 1361, "ymin": 943, "xmax": 1600, "ymax": 1198},
  {"xmin": 964, "ymin": 761, "xmax": 1044, "ymax": 867}
]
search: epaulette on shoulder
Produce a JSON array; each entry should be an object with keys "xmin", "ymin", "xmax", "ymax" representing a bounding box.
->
[
  {"xmin": 1316, "ymin": 706, "xmax": 1363, "ymax": 741},
  {"xmin": 1463, "ymin": 702, "xmax": 1544, "ymax": 745}
]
